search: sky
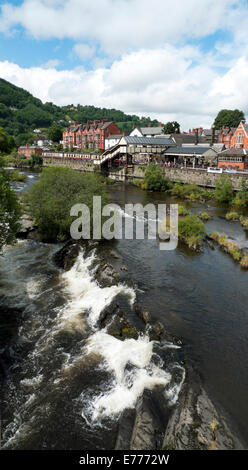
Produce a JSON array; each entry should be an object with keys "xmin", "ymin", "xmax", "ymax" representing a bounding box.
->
[{"xmin": 0, "ymin": 0, "xmax": 248, "ymax": 130}]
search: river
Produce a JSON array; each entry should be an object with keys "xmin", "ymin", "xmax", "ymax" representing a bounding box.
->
[{"xmin": 1, "ymin": 170, "xmax": 248, "ymax": 448}]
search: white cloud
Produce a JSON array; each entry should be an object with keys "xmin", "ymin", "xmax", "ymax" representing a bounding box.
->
[
  {"xmin": 41, "ymin": 59, "xmax": 60, "ymax": 69},
  {"xmin": 0, "ymin": 0, "xmax": 242, "ymax": 57},
  {"xmin": 73, "ymin": 43, "xmax": 96, "ymax": 61},
  {"xmin": 0, "ymin": 44, "xmax": 248, "ymax": 130}
]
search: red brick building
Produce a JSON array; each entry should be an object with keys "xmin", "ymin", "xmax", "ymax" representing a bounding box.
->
[
  {"xmin": 18, "ymin": 145, "xmax": 43, "ymax": 158},
  {"xmin": 63, "ymin": 120, "xmax": 122, "ymax": 151},
  {"xmin": 231, "ymin": 121, "xmax": 248, "ymax": 149},
  {"xmin": 217, "ymin": 126, "xmax": 236, "ymax": 148},
  {"xmin": 217, "ymin": 148, "xmax": 248, "ymax": 170}
]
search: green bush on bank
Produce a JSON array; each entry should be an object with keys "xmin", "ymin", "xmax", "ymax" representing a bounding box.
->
[
  {"xmin": 226, "ymin": 211, "xmax": 239, "ymax": 221},
  {"xmin": 143, "ymin": 164, "xmax": 169, "ymax": 191},
  {"xmin": 214, "ymin": 175, "xmax": 234, "ymax": 204},
  {"xmin": 178, "ymin": 214, "xmax": 206, "ymax": 250},
  {"xmin": 171, "ymin": 183, "xmax": 211, "ymax": 201},
  {"xmin": 233, "ymin": 179, "xmax": 248, "ymax": 210},
  {"xmin": 199, "ymin": 212, "xmax": 211, "ymax": 221},
  {"xmin": 24, "ymin": 167, "xmax": 110, "ymax": 242},
  {"xmin": 240, "ymin": 216, "xmax": 248, "ymax": 230}
]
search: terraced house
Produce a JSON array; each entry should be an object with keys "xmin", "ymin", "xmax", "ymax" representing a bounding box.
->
[{"xmin": 63, "ymin": 120, "xmax": 122, "ymax": 151}]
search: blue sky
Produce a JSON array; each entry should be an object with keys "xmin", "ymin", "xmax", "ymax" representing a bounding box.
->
[{"xmin": 0, "ymin": 0, "xmax": 247, "ymax": 129}]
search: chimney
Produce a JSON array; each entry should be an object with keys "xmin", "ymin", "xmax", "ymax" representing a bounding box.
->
[
  {"xmin": 158, "ymin": 122, "xmax": 162, "ymax": 127},
  {"xmin": 211, "ymin": 124, "xmax": 215, "ymax": 146},
  {"xmin": 148, "ymin": 123, "xmax": 151, "ymax": 127},
  {"xmin": 195, "ymin": 128, "xmax": 199, "ymax": 145}
]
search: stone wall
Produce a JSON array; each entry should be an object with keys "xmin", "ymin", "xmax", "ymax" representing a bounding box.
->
[
  {"xmin": 43, "ymin": 157, "xmax": 96, "ymax": 173},
  {"xmin": 43, "ymin": 157, "xmax": 248, "ymax": 191},
  {"xmin": 161, "ymin": 167, "xmax": 247, "ymax": 190},
  {"xmin": 130, "ymin": 165, "xmax": 247, "ymax": 190}
]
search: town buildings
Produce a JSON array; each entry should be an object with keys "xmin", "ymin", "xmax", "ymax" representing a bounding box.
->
[
  {"xmin": 217, "ymin": 148, "xmax": 248, "ymax": 170},
  {"xmin": 18, "ymin": 144, "xmax": 43, "ymax": 158},
  {"xmin": 62, "ymin": 120, "xmax": 122, "ymax": 151}
]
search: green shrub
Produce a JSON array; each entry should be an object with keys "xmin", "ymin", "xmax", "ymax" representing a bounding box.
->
[
  {"xmin": 24, "ymin": 167, "xmax": 109, "ymax": 242},
  {"xmin": 9, "ymin": 170, "xmax": 27, "ymax": 182},
  {"xmin": 178, "ymin": 205, "xmax": 189, "ymax": 216},
  {"xmin": 240, "ymin": 216, "xmax": 248, "ymax": 229},
  {"xmin": 171, "ymin": 182, "xmax": 208, "ymax": 201},
  {"xmin": 199, "ymin": 212, "xmax": 211, "ymax": 221},
  {"xmin": 210, "ymin": 231, "xmax": 242, "ymax": 261},
  {"xmin": 133, "ymin": 179, "xmax": 144, "ymax": 188},
  {"xmin": 233, "ymin": 179, "xmax": 248, "ymax": 210},
  {"xmin": 144, "ymin": 164, "xmax": 169, "ymax": 191},
  {"xmin": 214, "ymin": 175, "xmax": 234, "ymax": 204},
  {"xmin": 226, "ymin": 211, "xmax": 239, "ymax": 221},
  {"xmin": 178, "ymin": 214, "xmax": 206, "ymax": 249}
]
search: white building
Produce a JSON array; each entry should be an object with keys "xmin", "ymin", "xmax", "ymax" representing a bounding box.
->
[
  {"xmin": 105, "ymin": 134, "xmax": 123, "ymax": 150},
  {"xmin": 129, "ymin": 126, "xmax": 166, "ymax": 138}
]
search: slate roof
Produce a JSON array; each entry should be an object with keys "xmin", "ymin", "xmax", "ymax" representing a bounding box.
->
[
  {"xmin": 172, "ymin": 134, "xmax": 208, "ymax": 145},
  {"xmin": 163, "ymin": 146, "xmax": 214, "ymax": 155},
  {"xmin": 124, "ymin": 136, "xmax": 176, "ymax": 146},
  {"xmin": 105, "ymin": 134, "xmax": 123, "ymax": 139},
  {"xmin": 218, "ymin": 148, "xmax": 247, "ymax": 157},
  {"xmin": 140, "ymin": 127, "xmax": 164, "ymax": 135}
]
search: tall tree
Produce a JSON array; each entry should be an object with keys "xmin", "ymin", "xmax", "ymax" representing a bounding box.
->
[
  {"xmin": 47, "ymin": 126, "xmax": 63, "ymax": 143},
  {"xmin": 214, "ymin": 109, "xmax": 245, "ymax": 129},
  {"xmin": 162, "ymin": 121, "xmax": 180, "ymax": 134}
]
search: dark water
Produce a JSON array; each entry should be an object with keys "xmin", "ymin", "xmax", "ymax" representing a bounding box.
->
[
  {"xmin": 1, "ymin": 172, "xmax": 248, "ymax": 448},
  {"xmin": 108, "ymin": 183, "xmax": 248, "ymax": 444}
]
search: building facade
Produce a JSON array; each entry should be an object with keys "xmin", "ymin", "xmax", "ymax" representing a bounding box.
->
[
  {"xmin": 63, "ymin": 120, "xmax": 122, "ymax": 151},
  {"xmin": 217, "ymin": 126, "xmax": 236, "ymax": 148},
  {"xmin": 217, "ymin": 148, "xmax": 248, "ymax": 170},
  {"xmin": 231, "ymin": 121, "xmax": 248, "ymax": 149},
  {"xmin": 18, "ymin": 145, "xmax": 43, "ymax": 158}
]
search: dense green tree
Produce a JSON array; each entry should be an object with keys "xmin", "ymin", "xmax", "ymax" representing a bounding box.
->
[
  {"xmin": 162, "ymin": 121, "xmax": 180, "ymax": 134},
  {"xmin": 0, "ymin": 127, "xmax": 15, "ymax": 153},
  {"xmin": 144, "ymin": 164, "xmax": 169, "ymax": 191},
  {"xmin": 0, "ymin": 159, "xmax": 22, "ymax": 250},
  {"xmin": 214, "ymin": 109, "xmax": 245, "ymax": 129},
  {"xmin": 47, "ymin": 126, "xmax": 63, "ymax": 143},
  {"xmin": 0, "ymin": 127, "xmax": 9, "ymax": 153},
  {"xmin": 25, "ymin": 167, "xmax": 109, "ymax": 242},
  {"xmin": 215, "ymin": 175, "xmax": 234, "ymax": 203}
]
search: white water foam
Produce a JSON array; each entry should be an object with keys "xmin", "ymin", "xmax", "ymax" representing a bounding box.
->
[
  {"xmin": 83, "ymin": 331, "xmax": 172, "ymax": 421},
  {"xmin": 58, "ymin": 249, "xmax": 136, "ymax": 330}
]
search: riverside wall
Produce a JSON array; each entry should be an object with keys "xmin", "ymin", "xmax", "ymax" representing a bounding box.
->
[
  {"xmin": 43, "ymin": 156, "xmax": 248, "ymax": 190},
  {"xmin": 129, "ymin": 165, "xmax": 247, "ymax": 190}
]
